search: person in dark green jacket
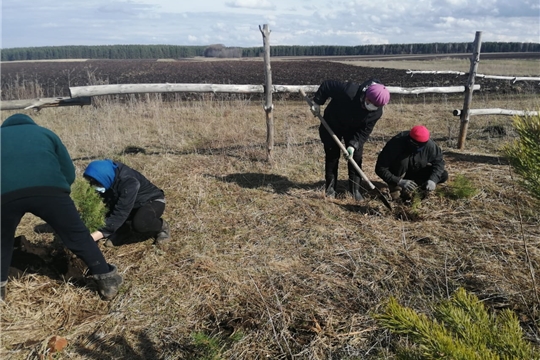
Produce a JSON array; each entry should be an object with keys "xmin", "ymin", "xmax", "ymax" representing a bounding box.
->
[
  {"xmin": 375, "ymin": 125, "xmax": 448, "ymax": 200},
  {"xmin": 1, "ymin": 113, "xmax": 122, "ymax": 301}
]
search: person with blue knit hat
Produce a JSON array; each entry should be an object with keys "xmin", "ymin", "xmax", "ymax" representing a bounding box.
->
[
  {"xmin": 83, "ymin": 159, "xmax": 170, "ymax": 246},
  {"xmin": 375, "ymin": 125, "xmax": 448, "ymax": 200},
  {"xmin": 309, "ymin": 78, "xmax": 391, "ymax": 201},
  {"xmin": 1, "ymin": 114, "xmax": 122, "ymax": 301}
]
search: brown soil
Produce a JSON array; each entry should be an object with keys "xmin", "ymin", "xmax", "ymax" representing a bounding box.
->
[{"xmin": 2, "ymin": 58, "xmax": 538, "ymax": 100}]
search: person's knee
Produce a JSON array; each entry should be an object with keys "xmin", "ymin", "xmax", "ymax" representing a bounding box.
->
[
  {"xmin": 132, "ymin": 218, "xmax": 161, "ymax": 234},
  {"xmin": 131, "ymin": 220, "xmax": 149, "ymax": 233},
  {"xmin": 324, "ymin": 145, "xmax": 340, "ymax": 159},
  {"xmin": 439, "ymin": 170, "xmax": 449, "ymax": 184}
]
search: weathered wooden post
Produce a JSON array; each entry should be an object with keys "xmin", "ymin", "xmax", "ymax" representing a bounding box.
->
[
  {"xmin": 457, "ymin": 31, "xmax": 482, "ymax": 149},
  {"xmin": 259, "ymin": 24, "xmax": 274, "ymax": 163}
]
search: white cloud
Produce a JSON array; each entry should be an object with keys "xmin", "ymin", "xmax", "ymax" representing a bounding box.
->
[
  {"xmin": 225, "ymin": 0, "xmax": 276, "ymax": 10},
  {"xmin": 1, "ymin": 0, "xmax": 538, "ymax": 48}
]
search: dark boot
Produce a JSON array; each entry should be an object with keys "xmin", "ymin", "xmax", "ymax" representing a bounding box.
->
[
  {"xmin": 325, "ymin": 174, "xmax": 337, "ymax": 198},
  {"xmin": 154, "ymin": 219, "xmax": 171, "ymax": 245},
  {"xmin": 91, "ymin": 264, "xmax": 123, "ymax": 301},
  {"xmin": 324, "ymin": 157, "xmax": 339, "ymax": 198},
  {"xmin": 1, "ymin": 280, "xmax": 6, "ymax": 301},
  {"xmin": 348, "ymin": 174, "xmax": 364, "ymax": 201}
]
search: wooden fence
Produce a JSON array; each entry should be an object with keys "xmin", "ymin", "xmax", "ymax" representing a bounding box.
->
[{"xmin": 1, "ymin": 29, "xmax": 537, "ymax": 152}]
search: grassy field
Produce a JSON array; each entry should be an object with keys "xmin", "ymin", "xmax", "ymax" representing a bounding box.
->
[
  {"xmin": 1, "ymin": 58, "xmax": 539, "ymax": 359},
  {"xmin": 334, "ymin": 58, "xmax": 540, "ymax": 76}
]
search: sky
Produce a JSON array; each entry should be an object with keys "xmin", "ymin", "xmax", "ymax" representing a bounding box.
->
[{"xmin": 1, "ymin": 0, "xmax": 539, "ymax": 49}]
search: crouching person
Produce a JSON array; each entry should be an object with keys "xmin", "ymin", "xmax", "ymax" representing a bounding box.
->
[
  {"xmin": 83, "ymin": 159, "xmax": 170, "ymax": 246},
  {"xmin": 0, "ymin": 114, "xmax": 122, "ymax": 301},
  {"xmin": 375, "ymin": 125, "xmax": 448, "ymax": 200}
]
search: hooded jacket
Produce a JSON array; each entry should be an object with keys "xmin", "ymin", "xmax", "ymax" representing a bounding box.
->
[
  {"xmin": 85, "ymin": 161, "xmax": 164, "ymax": 237},
  {"xmin": 1, "ymin": 114, "xmax": 75, "ymax": 204},
  {"xmin": 312, "ymin": 79, "xmax": 385, "ymax": 150},
  {"xmin": 375, "ymin": 130, "xmax": 446, "ymax": 186}
]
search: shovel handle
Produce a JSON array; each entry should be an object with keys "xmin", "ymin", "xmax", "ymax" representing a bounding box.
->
[{"xmin": 300, "ymin": 89, "xmax": 376, "ymax": 190}]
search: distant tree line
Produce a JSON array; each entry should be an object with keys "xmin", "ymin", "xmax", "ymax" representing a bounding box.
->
[
  {"xmin": 1, "ymin": 42, "xmax": 538, "ymax": 61},
  {"xmin": 0, "ymin": 45, "xmax": 207, "ymax": 61},
  {"xmin": 243, "ymin": 42, "xmax": 540, "ymax": 57}
]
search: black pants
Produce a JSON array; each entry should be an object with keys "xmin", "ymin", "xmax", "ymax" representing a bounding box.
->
[
  {"xmin": 319, "ymin": 125, "xmax": 364, "ymax": 179},
  {"xmin": 128, "ymin": 200, "xmax": 165, "ymax": 234},
  {"xmin": 1, "ymin": 194, "xmax": 110, "ymax": 282},
  {"xmin": 405, "ymin": 167, "xmax": 449, "ymax": 185}
]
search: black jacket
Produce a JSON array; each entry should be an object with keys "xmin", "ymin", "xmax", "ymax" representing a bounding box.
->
[
  {"xmin": 313, "ymin": 79, "xmax": 384, "ymax": 149},
  {"xmin": 375, "ymin": 131, "xmax": 446, "ymax": 186},
  {"xmin": 99, "ymin": 162, "xmax": 164, "ymax": 237}
]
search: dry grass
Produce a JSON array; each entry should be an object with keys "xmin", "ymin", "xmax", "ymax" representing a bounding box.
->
[{"xmin": 1, "ymin": 67, "xmax": 539, "ymax": 359}]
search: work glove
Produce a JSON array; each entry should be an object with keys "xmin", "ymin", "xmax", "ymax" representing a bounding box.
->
[
  {"xmin": 425, "ymin": 180, "xmax": 436, "ymax": 191},
  {"xmin": 346, "ymin": 146, "xmax": 355, "ymax": 159},
  {"xmin": 398, "ymin": 179, "xmax": 418, "ymax": 192},
  {"xmin": 310, "ymin": 103, "xmax": 320, "ymax": 116}
]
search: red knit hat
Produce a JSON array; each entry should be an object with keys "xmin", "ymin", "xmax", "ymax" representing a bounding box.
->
[
  {"xmin": 409, "ymin": 125, "xmax": 430, "ymax": 143},
  {"xmin": 365, "ymin": 84, "xmax": 390, "ymax": 107}
]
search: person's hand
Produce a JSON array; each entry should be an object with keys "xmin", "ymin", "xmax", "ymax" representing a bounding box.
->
[
  {"xmin": 310, "ymin": 103, "xmax": 320, "ymax": 116},
  {"xmin": 346, "ymin": 146, "xmax": 355, "ymax": 159},
  {"xmin": 398, "ymin": 179, "xmax": 418, "ymax": 192},
  {"xmin": 91, "ymin": 231, "xmax": 104, "ymax": 241},
  {"xmin": 425, "ymin": 180, "xmax": 436, "ymax": 191}
]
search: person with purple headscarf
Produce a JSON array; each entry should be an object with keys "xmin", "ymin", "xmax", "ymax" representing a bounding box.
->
[
  {"xmin": 83, "ymin": 159, "xmax": 170, "ymax": 247},
  {"xmin": 310, "ymin": 79, "xmax": 391, "ymax": 200}
]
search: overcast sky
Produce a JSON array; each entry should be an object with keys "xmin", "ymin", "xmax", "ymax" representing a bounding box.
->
[{"xmin": 1, "ymin": 0, "xmax": 539, "ymax": 49}]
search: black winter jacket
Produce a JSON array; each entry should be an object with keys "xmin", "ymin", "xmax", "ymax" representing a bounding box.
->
[
  {"xmin": 99, "ymin": 162, "xmax": 164, "ymax": 237},
  {"xmin": 375, "ymin": 131, "xmax": 446, "ymax": 186},
  {"xmin": 312, "ymin": 79, "xmax": 384, "ymax": 149}
]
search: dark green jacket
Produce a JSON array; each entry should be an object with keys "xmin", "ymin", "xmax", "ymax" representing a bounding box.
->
[{"xmin": 1, "ymin": 114, "xmax": 75, "ymax": 204}]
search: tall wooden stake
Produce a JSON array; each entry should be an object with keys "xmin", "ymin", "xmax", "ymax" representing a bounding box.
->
[
  {"xmin": 457, "ymin": 31, "xmax": 482, "ymax": 150},
  {"xmin": 259, "ymin": 24, "xmax": 274, "ymax": 163}
]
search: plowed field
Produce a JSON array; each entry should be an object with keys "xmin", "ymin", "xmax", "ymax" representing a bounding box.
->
[{"xmin": 2, "ymin": 58, "xmax": 537, "ymax": 100}]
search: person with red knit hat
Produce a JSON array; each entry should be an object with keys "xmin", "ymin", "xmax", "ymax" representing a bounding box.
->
[
  {"xmin": 375, "ymin": 125, "xmax": 448, "ymax": 200},
  {"xmin": 310, "ymin": 78, "xmax": 390, "ymax": 200}
]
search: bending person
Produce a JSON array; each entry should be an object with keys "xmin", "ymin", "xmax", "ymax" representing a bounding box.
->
[
  {"xmin": 310, "ymin": 78, "xmax": 390, "ymax": 200},
  {"xmin": 375, "ymin": 125, "xmax": 448, "ymax": 200},
  {"xmin": 1, "ymin": 114, "xmax": 122, "ymax": 301},
  {"xmin": 83, "ymin": 159, "xmax": 170, "ymax": 246}
]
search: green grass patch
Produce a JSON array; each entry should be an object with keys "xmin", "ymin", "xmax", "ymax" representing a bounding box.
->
[{"xmin": 441, "ymin": 174, "xmax": 478, "ymax": 200}]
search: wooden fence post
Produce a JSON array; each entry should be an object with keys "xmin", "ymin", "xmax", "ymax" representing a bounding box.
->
[
  {"xmin": 457, "ymin": 31, "xmax": 482, "ymax": 149},
  {"xmin": 259, "ymin": 24, "xmax": 274, "ymax": 163}
]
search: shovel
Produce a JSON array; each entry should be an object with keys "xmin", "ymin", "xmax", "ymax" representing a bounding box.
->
[{"xmin": 299, "ymin": 89, "xmax": 392, "ymax": 210}]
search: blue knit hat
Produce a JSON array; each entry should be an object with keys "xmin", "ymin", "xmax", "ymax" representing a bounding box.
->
[{"xmin": 84, "ymin": 159, "xmax": 118, "ymax": 189}]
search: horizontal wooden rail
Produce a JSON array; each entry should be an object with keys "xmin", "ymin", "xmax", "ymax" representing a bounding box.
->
[
  {"xmin": 69, "ymin": 83, "xmax": 479, "ymax": 97},
  {"xmin": 385, "ymin": 85, "xmax": 480, "ymax": 94},
  {"xmin": 406, "ymin": 70, "xmax": 540, "ymax": 83},
  {"xmin": 1, "ymin": 84, "xmax": 481, "ymax": 111},
  {"xmin": 453, "ymin": 108, "xmax": 539, "ymax": 116},
  {"xmin": 0, "ymin": 97, "xmax": 91, "ymax": 111}
]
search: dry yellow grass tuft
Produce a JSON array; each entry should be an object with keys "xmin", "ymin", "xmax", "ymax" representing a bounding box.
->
[{"xmin": 1, "ymin": 66, "xmax": 539, "ymax": 358}]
